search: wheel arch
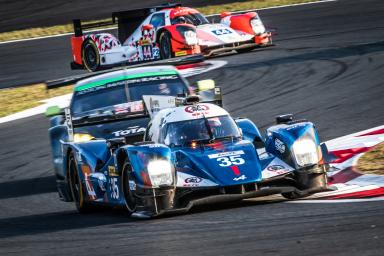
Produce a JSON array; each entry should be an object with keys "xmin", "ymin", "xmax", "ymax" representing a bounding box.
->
[{"xmin": 116, "ymin": 149, "xmax": 129, "ymax": 174}]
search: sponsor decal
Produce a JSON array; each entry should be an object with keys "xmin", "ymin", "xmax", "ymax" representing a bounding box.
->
[
  {"xmin": 175, "ymin": 51, "xmax": 187, "ymax": 57},
  {"xmin": 267, "ymin": 165, "xmax": 285, "ymax": 172},
  {"xmin": 217, "ymin": 155, "xmax": 245, "ymax": 167},
  {"xmin": 212, "ymin": 28, "xmax": 232, "ymax": 36},
  {"xmin": 266, "ymin": 165, "xmax": 288, "ymax": 175},
  {"xmin": 112, "ymin": 126, "xmax": 146, "ymax": 137},
  {"xmin": 114, "ymin": 101, "xmax": 144, "ymax": 114},
  {"xmin": 108, "ymin": 166, "xmax": 119, "ymax": 177},
  {"xmin": 185, "ymin": 177, "xmax": 203, "ymax": 183},
  {"xmin": 126, "ymin": 75, "xmax": 178, "ymax": 84},
  {"xmin": 152, "ymin": 47, "xmax": 160, "ymax": 58},
  {"xmin": 140, "ymin": 39, "xmax": 151, "ymax": 45},
  {"xmin": 129, "ymin": 180, "xmax": 136, "ymax": 191},
  {"xmin": 230, "ymin": 165, "xmax": 241, "ymax": 176},
  {"xmin": 81, "ymin": 164, "xmax": 97, "ymax": 200},
  {"xmin": 208, "ymin": 150, "xmax": 245, "ymax": 159},
  {"xmin": 146, "ymin": 144, "xmax": 164, "ymax": 148},
  {"xmin": 142, "ymin": 45, "xmax": 153, "ymax": 59},
  {"xmin": 184, "ymin": 104, "xmax": 209, "ymax": 113},
  {"xmin": 275, "ymin": 138, "xmax": 286, "ymax": 154},
  {"xmin": 233, "ymin": 174, "xmax": 247, "ymax": 181},
  {"xmin": 109, "ymin": 177, "xmax": 119, "ymax": 199},
  {"xmin": 286, "ymin": 123, "xmax": 306, "ymax": 130}
]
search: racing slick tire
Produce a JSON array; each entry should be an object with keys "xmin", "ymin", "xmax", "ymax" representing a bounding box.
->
[
  {"xmin": 122, "ymin": 161, "xmax": 137, "ymax": 215},
  {"xmin": 159, "ymin": 31, "xmax": 173, "ymax": 59},
  {"xmin": 82, "ymin": 40, "xmax": 100, "ymax": 72},
  {"xmin": 68, "ymin": 152, "xmax": 94, "ymax": 213}
]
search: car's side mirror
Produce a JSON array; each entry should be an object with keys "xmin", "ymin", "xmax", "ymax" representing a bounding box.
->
[
  {"xmin": 197, "ymin": 79, "xmax": 215, "ymax": 91},
  {"xmin": 239, "ymin": 128, "xmax": 243, "ymax": 137},
  {"xmin": 45, "ymin": 105, "xmax": 63, "ymax": 117},
  {"xmin": 276, "ymin": 114, "xmax": 293, "ymax": 124},
  {"xmin": 196, "ymin": 79, "xmax": 222, "ymax": 106}
]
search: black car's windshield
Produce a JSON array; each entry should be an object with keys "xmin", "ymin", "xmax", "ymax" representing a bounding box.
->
[
  {"xmin": 71, "ymin": 75, "xmax": 187, "ymax": 116},
  {"xmin": 161, "ymin": 115, "xmax": 240, "ymax": 146},
  {"xmin": 171, "ymin": 13, "xmax": 209, "ymax": 26}
]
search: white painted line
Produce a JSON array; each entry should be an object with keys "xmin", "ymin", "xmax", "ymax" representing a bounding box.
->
[
  {"xmin": 0, "ymin": 94, "xmax": 72, "ymax": 124},
  {"xmin": 0, "ymin": 26, "xmax": 117, "ymax": 45},
  {"xmin": 0, "ymin": 0, "xmax": 338, "ymax": 45},
  {"xmin": 287, "ymin": 197, "xmax": 384, "ymax": 203}
]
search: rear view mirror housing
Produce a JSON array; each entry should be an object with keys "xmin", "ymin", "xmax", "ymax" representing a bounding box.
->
[
  {"xmin": 45, "ymin": 105, "xmax": 64, "ymax": 117},
  {"xmin": 195, "ymin": 79, "xmax": 222, "ymax": 107},
  {"xmin": 197, "ymin": 79, "xmax": 215, "ymax": 91}
]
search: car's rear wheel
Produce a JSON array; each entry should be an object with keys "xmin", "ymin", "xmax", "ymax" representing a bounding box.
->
[
  {"xmin": 122, "ymin": 161, "xmax": 137, "ymax": 215},
  {"xmin": 68, "ymin": 152, "xmax": 93, "ymax": 213},
  {"xmin": 159, "ymin": 31, "xmax": 173, "ymax": 59},
  {"xmin": 82, "ymin": 40, "xmax": 100, "ymax": 72}
]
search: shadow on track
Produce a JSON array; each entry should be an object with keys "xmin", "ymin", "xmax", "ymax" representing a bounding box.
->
[
  {"xmin": 0, "ymin": 175, "xmax": 56, "ymax": 199},
  {"xmin": 0, "ymin": 209, "xmax": 134, "ymax": 239},
  {"xmin": 0, "ymin": 198, "xmax": 286, "ymax": 239}
]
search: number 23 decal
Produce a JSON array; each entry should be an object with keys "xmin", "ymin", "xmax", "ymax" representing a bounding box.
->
[{"xmin": 217, "ymin": 155, "xmax": 245, "ymax": 167}]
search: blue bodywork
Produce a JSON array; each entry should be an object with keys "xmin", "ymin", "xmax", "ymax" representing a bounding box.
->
[{"xmin": 49, "ymin": 112, "xmax": 324, "ymax": 214}]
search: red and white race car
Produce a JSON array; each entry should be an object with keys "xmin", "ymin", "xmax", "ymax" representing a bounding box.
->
[{"xmin": 70, "ymin": 3, "xmax": 272, "ymax": 71}]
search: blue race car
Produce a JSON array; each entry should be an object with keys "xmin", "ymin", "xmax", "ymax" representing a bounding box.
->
[{"xmin": 47, "ymin": 67, "xmax": 329, "ymax": 218}]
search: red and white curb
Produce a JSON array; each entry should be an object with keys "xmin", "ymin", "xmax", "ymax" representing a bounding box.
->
[
  {"xmin": 0, "ymin": 60, "xmax": 227, "ymax": 124},
  {"xmin": 292, "ymin": 125, "xmax": 384, "ymax": 203}
]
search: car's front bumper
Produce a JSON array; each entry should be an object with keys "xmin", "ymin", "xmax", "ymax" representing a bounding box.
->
[
  {"xmin": 201, "ymin": 33, "xmax": 273, "ymax": 57},
  {"xmin": 132, "ymin": 184, "xmax": 331, "ymax": 218}
]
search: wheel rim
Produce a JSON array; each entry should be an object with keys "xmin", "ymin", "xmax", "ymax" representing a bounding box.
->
[
  {"xmin": 123, "ymin": 163, "xmax": 137, "ymax": 213},
  {"xmin": 84, "ymin": 44, "xmax": 98, "ymax": 71}
]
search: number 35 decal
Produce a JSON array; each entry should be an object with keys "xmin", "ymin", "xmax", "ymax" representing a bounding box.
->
[{"xmin": 217, "ymin": 155, "xmax": 245, "ymax": 167}]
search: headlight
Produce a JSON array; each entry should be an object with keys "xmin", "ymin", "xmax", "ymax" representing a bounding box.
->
[
  {"xmin": 250, "ymin": 18, "xmax": 265, "ymax": 35},
  {"xmin": 184, "ymin": 30, "xmax": 198, "ymax": 45},
  {"xmin": 147, "ymin": 159, "xmax": 173, "ymax": 187},
  {"xmin": 292, "ymin": 138, "xmax": 319, "ymax": 167},
  {"xmin": 73, "ymin": 133, "xmax": 94, "ymax": 142}
]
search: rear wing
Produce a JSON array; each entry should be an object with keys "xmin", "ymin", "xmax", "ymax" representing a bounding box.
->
[
  {"xmin": 46, "ymin": 54, "xmax": 204, "ymax": 90},
  {"xmin": 142, "ymin": 87, "xmax": 223, "ymax": 118},
  {"xmin": 73, "ymin": 3, "xmax": 181, "ymax": 41}
]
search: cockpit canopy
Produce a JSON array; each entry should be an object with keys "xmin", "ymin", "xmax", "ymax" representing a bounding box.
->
[{"xmin": 159, "ymin": 115, "xmax": 241, "ymax": 147}]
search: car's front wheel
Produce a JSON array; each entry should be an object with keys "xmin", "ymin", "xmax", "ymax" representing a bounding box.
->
[
  {"xmin": 68, "ymin": 152, "xmax": 93, "ymax": 213},
  {"xmin": 281, "ymin": 171, "xmax": 327, "ymax": 199},
  {"xmin": 82, "ymin": 40, "xmax": 100, "ymax": 72},
  {"xmin": 122, "ymin": 161, "xmax": 137, "ymax": 215},
  {"xmin": 159, "ymin": 31, "xmax": 173, "ymax": 59}
]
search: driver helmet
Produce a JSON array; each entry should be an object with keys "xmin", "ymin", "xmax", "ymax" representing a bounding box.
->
[
  {"xmin": 176, "ymin": 16, "xmax": 187, "ymax": 24},
  {"xmin": 208, "ymin": 117, "xmax": 223, "ymax": 137}
]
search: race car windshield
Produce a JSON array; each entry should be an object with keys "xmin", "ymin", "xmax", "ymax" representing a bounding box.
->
[
  {"xmin": 161, "ymin": 115, "xmax": 241, "ymax": 147},
  {"xmin": 171, "ymin": 13, "xmax": 209, "ymax": 26},
  {"xmin": 71, "ymin": 75, "xmax": 187, "ymax": 116}
]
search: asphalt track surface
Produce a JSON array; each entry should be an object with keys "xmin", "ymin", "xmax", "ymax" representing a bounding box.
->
[{"xmin": 1, "ymin": 0, "xmax": 384, "ymax": 255}]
